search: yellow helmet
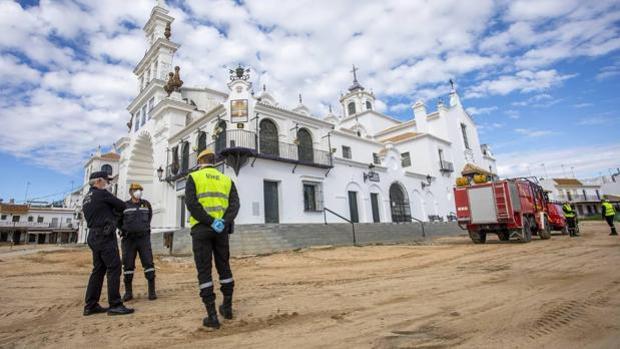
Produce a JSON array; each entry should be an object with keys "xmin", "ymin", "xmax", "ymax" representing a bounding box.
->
[
  {"xmin": 129, "ymin": 182, "xmax": 143, "ymax": 191},
  {"xmin": 197, "ymin": 149, "xmax": 215, "ymax": 161}
]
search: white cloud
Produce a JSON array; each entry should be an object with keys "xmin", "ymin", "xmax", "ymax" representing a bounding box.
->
[
  {"xmin": 496, "ymin": 143, "xmax": 620, "ymax": 179},
  {"xmin": 0, "ymin": 0, "xmax": 619, "ymax": 175},
  {"xmin": 466, "ymin": 106, "xmax": 498, "ymax": 115},
  {"xmin": 577, "ymin": 116, "xmax": 620, "ymax": 126},
  {"xmin": 514, "ymin": 128, "xmax": 554, "ymax": 137}
]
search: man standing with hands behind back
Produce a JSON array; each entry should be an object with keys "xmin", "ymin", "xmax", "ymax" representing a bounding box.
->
[{"xmin": 185, "ymin": 149, "xmax": 240, "ymax": 329}]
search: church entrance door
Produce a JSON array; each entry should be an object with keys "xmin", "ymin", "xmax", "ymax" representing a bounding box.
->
[{"xmin": 263, "ymin": 181, "xmax": 279, "ymax": 223}]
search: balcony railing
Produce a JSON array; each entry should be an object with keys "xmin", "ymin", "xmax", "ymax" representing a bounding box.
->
[
  {"xmin": 166, "ymin": 129, "xmax": 333, "ymax": 181},
  {"xmin": 556, "ymin": 194, "xmax": 601, "ymax": 202},
  {"xmin": 439, "ymin": 160, "xmax": 454, "ymax": 173},
  {"xmin": 0, "ymin": 221, "xmax": 76, "ymax": 230}
]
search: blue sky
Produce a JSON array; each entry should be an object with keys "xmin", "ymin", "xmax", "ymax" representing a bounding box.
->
[{"xmin": 1, "ymin": 0, "xmax": 619, "ymax": 203}]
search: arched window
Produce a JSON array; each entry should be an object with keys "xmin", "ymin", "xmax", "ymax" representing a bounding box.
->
[
  {"xmin": 347, "ymin": 102, "xmax": 356, "ymax": 116},
  {"xmin": 389, "ymin": 183, "xmax": 411, "ymax": 223},
  {"xmin": 259, "ymin": 119, "xmax": 279, "ymax": 157},
  {"xmin": 181, "ymin": 142, "xmax": 190, "ymax": 172},
  {"xmin": 215, "ymin": 121, "xmax": 227, "ymax": 155},
  {"xmin": 196, "ymin": 131, "xmax": 207, "ymax": 153},
  {"xmin": 101, "ymin": 164, "xmax": 113, "ymax": 176},
  {"xmin": 171, "ymin": 146, "xmax": 179, "ymax": 175},
  {"xmin": 366, "ymin": 101, "xmax": 372, "ymax": 110},
  {"xmin": 297, "ymin": 128, "xmax": 313, "ymax": 163}
]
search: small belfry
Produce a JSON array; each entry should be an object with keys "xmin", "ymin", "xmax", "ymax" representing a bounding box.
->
[{"xmin": 339, "ymin": 65, "xmax": 376, "ymax": 117}]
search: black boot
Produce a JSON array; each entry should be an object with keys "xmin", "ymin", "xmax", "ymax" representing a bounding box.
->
[
  {"xmin": 611, "ymin": 227, "xmax": 618, "ymax": 236},
  {"xmin": 123, "ymin": 276, "xmax": 133, "ymax": 302},
  {"xmin": 203, "ymin": 302, "xmax": 220, "ymax": 329},
  {"xmin": 148, "ymin": 278, "xmax": 157, "ymax": 300},
  {"xmin": 107, "ymin": 304, "xmax": 134, "ymax": 316},
  {"xmin": 219, "ymin": 295, "xmax": 233, "ymax": 320}
]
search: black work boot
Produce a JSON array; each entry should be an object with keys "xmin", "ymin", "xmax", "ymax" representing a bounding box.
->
[
  {"xmin": 219, "ymin": 295, "xmax": 233, "ymax": 320},
  {"xmin": 107, "ymin": 304, "xmax": 134, "ymax": 316},
  {"xmin": 122, "ymin": 276, "xmax": 133, "ymax": 302},
  {"xmin": 83, "ymin": 303, "xmax": 108, "ymax": 316},
  {"xmin": 148, "ymin": 278, "xmax": 157, "ymax": 300},
  {"xmin": 611, "ymin": 227, "xmax": 618, "ymax": 236},
  {"xmin": 203, "ymin": 302, "xmax": 220, "ymax": 329}
]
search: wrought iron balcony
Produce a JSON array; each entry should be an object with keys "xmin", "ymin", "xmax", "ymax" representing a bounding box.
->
[
  {"xmin": 439, "ymin": 160, "xmax": 454, "ymax": 173},
  {"xmin": 165, "ymin": 129, "xmax": 333, "ymax": 181}
]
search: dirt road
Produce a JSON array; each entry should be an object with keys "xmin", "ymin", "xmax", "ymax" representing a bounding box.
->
[{"xmin": 1, "ymin": 221, "xmax": 619, "ymax": 348}]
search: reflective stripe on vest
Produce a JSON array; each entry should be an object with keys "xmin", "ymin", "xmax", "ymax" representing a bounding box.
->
[
  {"xmin": 189, "ymin": 167, "xmax": 232, "ymax": 227},
  {"xmin": 563, "ymin": 204, "xmax": 575, "ymax": 218},
  {"xmin": 602, "ymin": 202, "xmax": 616, "ymax": 217}
]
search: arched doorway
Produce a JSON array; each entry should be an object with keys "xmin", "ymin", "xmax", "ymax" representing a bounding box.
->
[
  {"xmin": 259, "ymin": 119, "xmax": 279, "ymax": 156},
  {"xmin": 390, "ymin": 182, "xmax": 411, "ymax": 222},
  {"xmin": 126, "ymin": 133, "xmax": 155, "ymax": 200},
  {"xmin": 215, "ymin": 120, "xmax": 227, "ymax": 155},
  {"xmin": 297, "ymin": 128, "xmax": 313, "ymax": 163}
]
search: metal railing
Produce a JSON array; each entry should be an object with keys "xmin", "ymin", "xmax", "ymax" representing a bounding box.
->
[
  {"xmin": 556, "ymin": 194, "xmax": 601, "ymax": 202},
  {"xmin": 323, "ymin": 207, "xmax": 357, "ymax": 246},
  {"xmin": 439, "ymin": 160, "xmax": 454, "ymax": 173},
  {"xmin": 166, "ymin": 129, "xmax": 333, "ymax": 181},
  {"xmin": 0, "ymin": 221, "xmax": 76, "ymax": 230}
]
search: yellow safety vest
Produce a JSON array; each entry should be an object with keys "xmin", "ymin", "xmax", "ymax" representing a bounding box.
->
[
  {"xmin": 563, "ymin": 204, "xmax": 575, "ymax": 218},
  {"xmin": 602, "ymin": 202, "xmax": 616, "ymax": 217},
  {"xmin": 189, "ymin": 167, "xmax": 232, "ymax": 227}
]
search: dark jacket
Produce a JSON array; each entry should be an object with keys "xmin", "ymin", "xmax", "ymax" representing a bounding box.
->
[
  {"xmin": 82, "ymin": 187, "xmax": 126, "ymax": 229},
  {"xmin": 120, "ymin": 199, "xmax": 152, "ymax": 235},
  {"xmin": 184, "ymin": 169, "xmax": 240, "ymax": 233}
]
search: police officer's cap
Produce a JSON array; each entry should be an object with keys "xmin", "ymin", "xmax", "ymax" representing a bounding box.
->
[
  {"xmin": 129, "ymin": 182, "xmax": 143, "ymax": 191},
  {"xmin": 89, "ymin": 171, "xmax": 113, "ymax": 181},
  {"xmin": 197, "ymin": 149, "xmax": 215, "ymax": 161}
]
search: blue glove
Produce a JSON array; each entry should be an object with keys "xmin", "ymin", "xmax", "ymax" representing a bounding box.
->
[{"xmin": 211, "ymin": 219, "xmax": 225, "ymax": 233}]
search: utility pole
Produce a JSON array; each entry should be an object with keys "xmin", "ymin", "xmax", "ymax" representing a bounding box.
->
[
  {"xmin": 561, "ymin": 164, "xmax": 568, "ymax": 178},
  {"xmin": 541, "ymin": 163, "xmax": 549, "ymax": 178},
  {"xmin": 571, "ymin": 166, "xmax": 576, "ymax": 178}
]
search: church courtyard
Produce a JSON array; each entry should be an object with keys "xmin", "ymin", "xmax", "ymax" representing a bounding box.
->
[{"xmin": 0, "ymin": 221, "xmax": 618, "ymax": 348}]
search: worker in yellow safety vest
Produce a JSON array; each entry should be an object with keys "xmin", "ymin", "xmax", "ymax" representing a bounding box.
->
[
  {"xmin": 562, "ymin": 202, "xmax": 578, "ymax": 237},
  {"xmin": 185, "ymin": 149, "xmax": 240, "ymax": 329},
  {"xmin": 601, "ymin": 199, "xmax": 617, "ymax": 236}
]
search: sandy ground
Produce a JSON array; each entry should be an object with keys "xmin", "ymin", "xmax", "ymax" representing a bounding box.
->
[{"xmin": 0, "ymin": 221, "xmax": 619, "ymax": 349}]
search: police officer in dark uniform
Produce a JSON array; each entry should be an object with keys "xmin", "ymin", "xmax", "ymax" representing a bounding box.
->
[
  {"xmin": 185, "ymin": 149, "xmax": 240, "ymax": 329},
  {"xmin": 82, "ymin": 171, "xmax": 134, "ymax": 316},
  {"xmin": 120, "ymin": 183, "xmax": 157, "ymax": 301}
]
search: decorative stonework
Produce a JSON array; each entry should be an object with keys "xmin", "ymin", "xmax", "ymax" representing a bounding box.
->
[
  {"xmin": 164, "ymin": 66, "xmax": 183, "ymax": 96},
  {"xmin": 229, "ymin": 64, "xmax": 250, "ymax": 81},
  {"xmin": 164, "ymin": 22, "xmax": 171, "ymax": 40}
]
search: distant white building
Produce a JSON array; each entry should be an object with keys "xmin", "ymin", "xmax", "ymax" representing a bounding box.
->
[
  {"xmin": 540, "ymin": 178, "xmax": 608, "ymax": 217},
  {"xmin": 0, "ymin": 203, "xmax": 78, "ymax": 244},
  {"xmin": 82, "ymin": 3, "xmax": 496, "ymax": 240}
]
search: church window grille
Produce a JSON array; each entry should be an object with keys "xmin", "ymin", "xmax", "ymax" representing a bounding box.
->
[
  {"xmin": 215, "ymin": 121, "xmax": 227, "ymax": 155},
  {"xmin": 148, "ymin": 97, "xmax": 155, "ymax": 119},
  {"xmin": 181, "ymin": 142, "xmax": 190, "ymax": 173},
  {"xmin": 134, "ymin": 112, "xmax": 140, "ymax": 132},
  {"xmin": 347, "ymin": 102, "xmax": 356, "ymax": 116},
  {"xmin": 401, "ymin": 152, "xmax": 411, "ymax": 167},
  {"xmin": 101, "ymin": 164, "xmax": 113, "ymax": 176},
  {"xmin": 197, "ymin": 131, "xmax": 207, "ymax": 153},
  {"xmin": 303, "ymin": 181, "xmax": 323, "ymax": 212},
  {"xmin": 141, "ymin": 105, "xmax": 147, "ymax": 126},
  {"xmin": 259, "ymin": 119, "xmax": 279, "ymax": 157},
  {"xmin": 373, "ymin": 153, "xmax": 381, "ymax": 165},
  {"xmin": 297, "ymin": 128, "xmax": 314, "ymax": 163},
  {"xmin": 171, "ymin": 146, "xmax": 179, "ymax": 175},
  {"xmin": 461, "ymin": 123, "xmax": 470, "ymax": 149},
  {"xmin": 342, "ymin": 146, "xmax": 352, "ymax": 159},
  {"xmin": 366, "ymin": 101, "xmax": 372, "ymax": 110}
]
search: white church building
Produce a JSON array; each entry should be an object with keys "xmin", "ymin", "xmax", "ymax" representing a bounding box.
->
[{"xmin": 97, "ymin": 3, "xmax": 496, "ymax": 239}]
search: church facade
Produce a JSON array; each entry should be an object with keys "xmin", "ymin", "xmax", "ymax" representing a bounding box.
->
[{"xmin": 110, "ymin": 3, "xmax": 496, "ymax": 237}]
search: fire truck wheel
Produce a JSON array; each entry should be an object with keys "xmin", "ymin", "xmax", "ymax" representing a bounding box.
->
[
  {"xmin": 498, "ymin": 231, "xmax": 510, "ymax": 241},
  {"xmin": 469, "ymin": 230, "xmax": 486, "ymax": 244},
  {"xmin": 539, "ymin": 216, "xmax": 552, "ymax": 240}
]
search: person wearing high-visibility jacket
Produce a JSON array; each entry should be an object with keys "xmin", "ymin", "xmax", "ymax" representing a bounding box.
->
[
  {"xmin": 601, "ymin": 199, "xmax": 617, "ymax": 236},
  {"xmin": 562, "ymin": 202, "xmax": 578, "ymax": 237},
  {"xmin": 185, "ymin": 149, "xmax": 240, "ymax": 329}
]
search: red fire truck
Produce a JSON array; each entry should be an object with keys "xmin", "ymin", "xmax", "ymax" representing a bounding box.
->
[{"xmin": 454, "ymin": 177, "xmax": 562, "ymax": 243}]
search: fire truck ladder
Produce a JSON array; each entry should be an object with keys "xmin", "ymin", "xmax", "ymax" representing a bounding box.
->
[{"xmin": 494, "ymin": 182, "xmax": 510, "ymax": 220}]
